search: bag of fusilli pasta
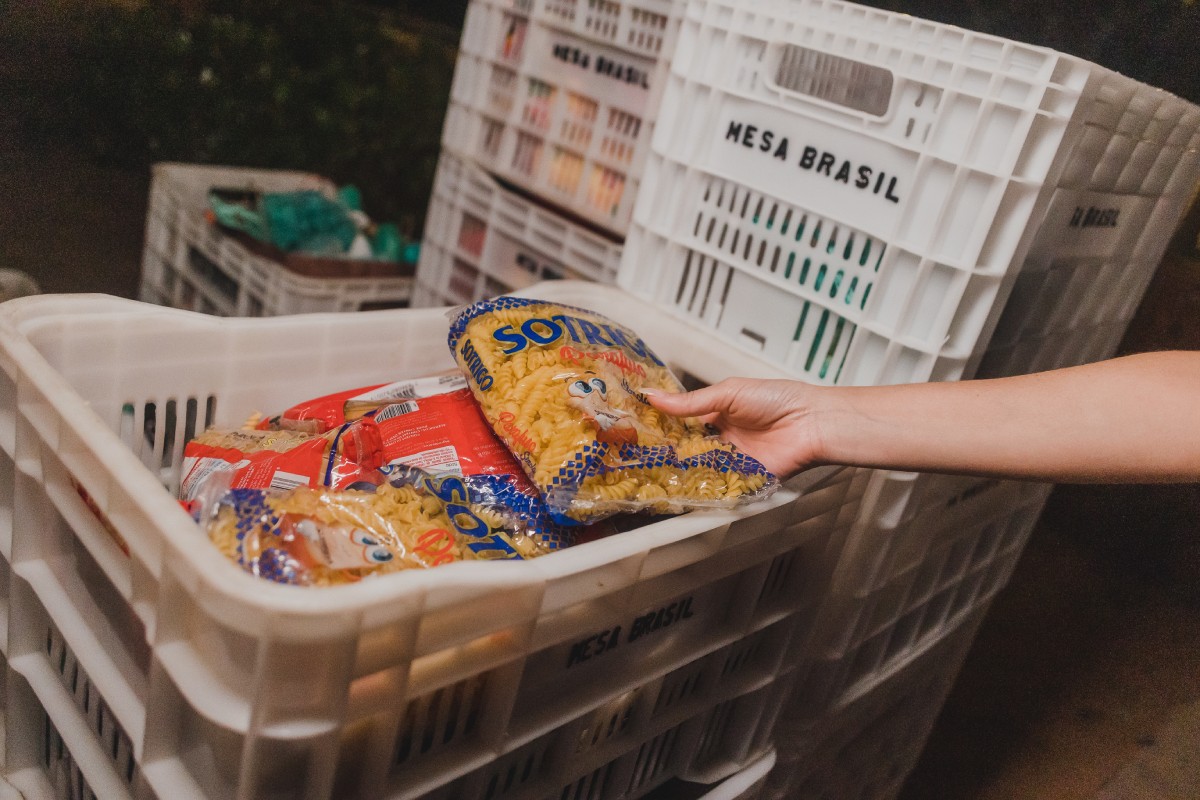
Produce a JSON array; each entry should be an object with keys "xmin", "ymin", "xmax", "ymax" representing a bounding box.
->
[
  {"xmin": 203, "ymin": 465, "xmax": 549, "ymax": 586},
  {"xmin": 257, "ymin": 373, "xmax": 579, "ymax": 552},
  {"xmin": 447, "ymin": 296, "xmax": 779, "ymax": 524}
]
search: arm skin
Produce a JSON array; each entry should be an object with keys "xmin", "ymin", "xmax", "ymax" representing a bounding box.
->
[{"xmin": 646, "ymin": 351, "xmax": 1200, "ymax": 484}]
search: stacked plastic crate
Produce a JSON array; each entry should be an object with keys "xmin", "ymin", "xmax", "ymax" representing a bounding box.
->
[
  {"xmin": 140, "ymin": 163, "xmax": 417, "ymax": 316},
  {"xmin": 612, "ymin": 1, "xmax": 1200, "ymax": 798},
  {"xmin": 0, "ymin": 280, "xmax": 870, "ymax": 800},
  {"xmin": 413, "ymin": 0, "xmax": 684, "ymax": 306}
]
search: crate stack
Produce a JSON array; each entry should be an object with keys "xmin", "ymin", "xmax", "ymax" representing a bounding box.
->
[
  {"xmin": 140, "ymin": 163, "xmax": 416, "ymax": 316},
  {"xmin": 611, "ymin": 1, "xmax": 1200, "ymax": 797},
  {"xmin": 0, "ymin": 280, "xmax": 872, "ymax": 800},
  {"xmin": 413, "ymin": 0, "xmax": 686, "ymax": 306},
  {"xmin": 3, "ymin": 2, "xmax": 1195, "ymax": 799}
]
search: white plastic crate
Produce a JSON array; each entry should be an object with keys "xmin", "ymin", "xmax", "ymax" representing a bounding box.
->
[
  {"xmin": 698, "ymin": 748, "xmax": 774, "ymax": 800},
  {"xmin": 618, "ymin": 0, "xmax": 1200, "ymax": 386},
  {"xmin": 765, "ymin": 605, "xmax": 986, "ymax": 800},
  {"xmin": 782, "ymin": 474, "xmax": 1050, "ymax": 722},
  {"xmin": 973, "ymin": 192, "xmax": 1196, "ymax": 379},
  {"xmin": 0, "ymin": 281, "xmax": 860, "ymax": 800},
  {"xmin": 140, "ymin": 163, "xmax": 415, "ymax": 316},
  {"xmin": 415, "ymin": 153, "xmax": 625, "ymax": 306},
  {"xmin": 440, "ymin": 0, "xmax": 682, "ymax": 236}
]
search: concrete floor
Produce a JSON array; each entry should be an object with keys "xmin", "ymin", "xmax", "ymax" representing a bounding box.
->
[{"xmin": 3, "ymin": 12, "xmax": 1200, "ymax": 799}]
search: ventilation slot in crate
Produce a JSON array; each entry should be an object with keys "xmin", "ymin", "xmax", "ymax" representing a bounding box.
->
[
  {"xmin": 602, "ymin": 108, "xmax": 642, "ymax": 163},
  {"xmin": 625, "ymin": 725, "xmax": 681, "ymax": 796},
  {"xmin": 573, "ymin": 689, "xmax": 640, "ymax": 755},
  {"xmin": 757, "ymin": 549, "xmax": 800, "ymax": 609},
  {"xmin": 186, "ymin": 246, "xmax": 239, "ymax": 302},
  {"xmin": 513, "ymin": 132, "xmax": 544, "ymax": 178},
  {"xmin": 499, "ymin": 14, "xmax": 528, "ymax": 61},
  {"xmin": 522, "ymin": 78, "xmax": 556, "ymax": 130},
  {"xmin": 562, "ymin": 93, "xmax": 599, "ymax": 149},
  {"xmin": 487, "ymin": 65, "xmax": 519, "ymax": 116},
  {"xmin": 550, "ymin": 148, "xmax": 586, "ymax": 196},
  {"xmin": 718, "ymin": 630, "xmax": 770, "ymax": 682},
  {"xmin": 556, "ymin": 762, "xmax": 615, "ymax": 800},
  {"xmin": 690, "ymin": 699, "xmax": 735, "ymax": 769},
  {"xmin": 120, "ymin": 395, "xmax": 216, "ymax": 492},
  {"xmin": 692, "ymin": 176, "xmax": 885, "ymax": 310},
  {"xmin": 651, "ymin": 660, "xmax": 707, "ymax": 719},
  {"xmin": 628, "ymin": 8, "xmax": 669, "ymax": 54},
  {"xmin": 394, "ymin": 674, "xmax": 486, "ymax": 768},
  {"xmin": 545, "ymin": 0, "xmax": 577, "ymax": 25},
  {"xmin": 44, "ymin": 711, "xmax": 102, "ymax": 800},
  {"xmin": 584, "ymin": 0, "xmax": 619, "ymax": 41},
  {"xmin": 481, "ymin": 736, "xmax": 553, "ymax": 800},
  {"xmin": 44, "ymin": 622, "xmax": 139, "ymax": 791},
  {"xmin": 587, "ymin": 165, "xmax": 627, "ymax": 220}
]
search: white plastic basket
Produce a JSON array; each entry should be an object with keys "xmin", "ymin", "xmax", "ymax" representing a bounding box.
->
[
  {"xmin": 140, "ymin": 163, "xmax": 416, "ymax": 316},
  {"xmin": 765, "ymin": 605, "xmax": 986, "ymax": 800},
  {"xmin": 782, "ymin": 475, "xmax": 1049, "ymax": 721},
  {"xmin": 0, "ymin": 281, "xmax": 860, "ymax": 800},
  {"xmin": 415, "ymin": 153, "xmax": 625, "ymax": 306},
  {"xmin": 618, "ymin": 0, "xmax": 1200, "ymax": 386},
  {"xmin": 440, "ymin": 0, "xmax": 682, "ymax": 236}
]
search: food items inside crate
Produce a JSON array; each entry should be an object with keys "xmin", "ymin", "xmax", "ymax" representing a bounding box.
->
[
  {"xmin": 448, "ymin": 296, "xmax": 779, "ymax": 524},
  {"xmin": 205, "ymin": 466, "xmax": 547, "ymax": 586},
  {"xmin": 179, "ymin": 419, "xmax": 387, "ymax": 501},
  {"xmin": 257, "ymin": 372, "xmax": 576, "ymax": 552},
  {"xmin": 184, "ymin": 372, "xmax": 583, "ymax": 584},
  {"xmin": 183, "ymin": 296, "xmax": 780, "ymax": 582},
  {"xmin": 206, "ymin": 184, "xmax": 419, "ymax": 278}
]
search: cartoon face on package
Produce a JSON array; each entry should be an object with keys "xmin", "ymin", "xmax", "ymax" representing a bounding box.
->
[
  {"xmin": 206, "ymin": 467, "xmax": 550, "ymax": 586},
  {"xmin": 447, "ymin": 296, "xmax": 778, "ymax": 524}
]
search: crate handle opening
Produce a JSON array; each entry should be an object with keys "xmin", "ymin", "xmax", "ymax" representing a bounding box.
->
[{"xmin": 767, "ymin": 43, "xmax": 894, "ymax": 118}]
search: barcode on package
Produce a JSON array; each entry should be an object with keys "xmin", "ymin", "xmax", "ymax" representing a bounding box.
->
[
  {"xmin": 375, "ymin": 401, "xmax": 419, "ymax": 422},
  {"xmin": 351, "ymin": 374, "xmax": 468, "ymax": 404},
  {"xmin": 269, "ymin": 470, "xmax": 310, "ymax": 491}
]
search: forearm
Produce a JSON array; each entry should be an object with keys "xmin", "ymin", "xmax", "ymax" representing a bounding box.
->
[{"xmin": 814, "ymin": 351, "xmax": 1200, "ymax": 483}]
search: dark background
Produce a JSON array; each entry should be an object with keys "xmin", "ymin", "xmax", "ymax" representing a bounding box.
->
[{"xmin": 3, "ymin": 2, "xmax": 1199, "ymax": 798}]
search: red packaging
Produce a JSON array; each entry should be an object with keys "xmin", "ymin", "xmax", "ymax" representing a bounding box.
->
[{"xmin": 179, "ymin": 419, "xmax": 385, "ymax": 503}]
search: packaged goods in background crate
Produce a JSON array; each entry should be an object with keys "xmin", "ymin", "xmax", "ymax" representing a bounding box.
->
[
  {"xmin": 0, "ymin": 281, "xmax": 861, "ymax": 800},
  {"xmin": 619, "ymin": 0, "xmax": 1200, "ymax": 387},
  {"xmin": 415, "ymin": 153, "xmax": 624, "ymax": 306},
  {"xmin": 141, "ymin": 163, "xmax": 416, "ymax": 317},
  {"xmin": 441, "ymin": 0, "xmax": 683, "ymax": 237},
  {"xmin": 765, "ymin": 606, "xmax": 986, "ymax": 800}
]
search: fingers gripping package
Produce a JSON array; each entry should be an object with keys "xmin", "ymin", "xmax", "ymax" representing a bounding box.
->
[
  {"xmin": 448, "ymin": 297, "xmax": 779, "ymax": 524},
  {"xmin": 206, "ymin": 466, "xmax": 547, "ymax": 587}
]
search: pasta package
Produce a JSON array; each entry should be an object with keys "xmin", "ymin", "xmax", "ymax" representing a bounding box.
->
[
  {"xmin": 205, "ymin": 466, "xmax": 549, "ymax": 586},
  {"xmin": 258, "ymin": 374, "xmax": 580, "ymax": 551},
  {"xmin": 179, "ymin": 418, "xmax": 386, "ymax": 504},
  {"xmin": 447, "ymin": 296, "xmax": 778, "ymax": 523},
  {"xmin": 260, "ymin": 372, "xmax": 466, "ymax": 434}
]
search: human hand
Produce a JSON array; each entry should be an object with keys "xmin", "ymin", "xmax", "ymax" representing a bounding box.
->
[{"xmin": 646, "ymin": 378, "xmax": 826, "ymax": 478}]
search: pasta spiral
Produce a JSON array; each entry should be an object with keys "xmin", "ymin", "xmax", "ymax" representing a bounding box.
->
[{"xmin": 448, "ymin": 297, "xmax": 777, "ymax": 524}]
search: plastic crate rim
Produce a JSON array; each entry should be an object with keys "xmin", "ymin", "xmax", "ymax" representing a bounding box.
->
[{"xmin": 0, "ymin": 294, "xmax": 842, "ymax": 631}]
